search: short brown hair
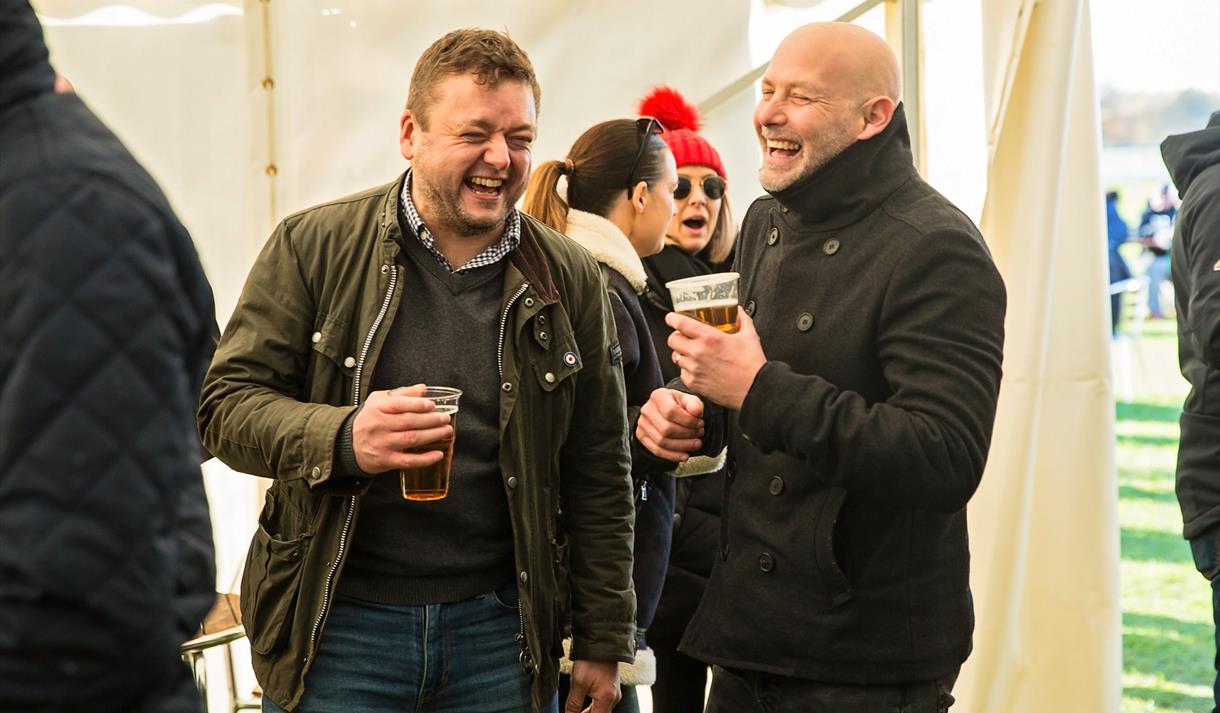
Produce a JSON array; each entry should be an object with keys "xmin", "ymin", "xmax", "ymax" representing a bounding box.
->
[{"xmin": 406, "ymin": 29, "xmax": 541, "ymax": 127}]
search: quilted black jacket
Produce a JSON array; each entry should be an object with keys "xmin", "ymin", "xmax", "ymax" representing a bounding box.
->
[{"xmin": 0, "ymin": 3, "xmax": 217, "ymax": 711}]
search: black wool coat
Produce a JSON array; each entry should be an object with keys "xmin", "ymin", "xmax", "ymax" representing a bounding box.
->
[
  {"xmin": 680, "ymin": 105, "xmax": 1006, "ymax": 685},
  {"xmin": 0, "ymin": 4, "xmax": 218, "ymax": 711}
]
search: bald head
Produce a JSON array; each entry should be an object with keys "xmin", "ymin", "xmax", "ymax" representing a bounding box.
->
[
  {"xmin": 774, "ymin": 22, "xmax": 901, "ymax": 104},
  {"xmin": 753, "ymin": 22, "xmax": 902, "ymax": 191}
]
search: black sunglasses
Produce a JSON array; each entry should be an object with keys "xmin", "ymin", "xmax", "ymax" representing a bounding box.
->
[
  {"xmin": 675, "ymin": 175, "xmax": 726, "ymax": 201},
  {"xmin": 626, "ymin": 117, "xmax": 666, "ymax": 192}
]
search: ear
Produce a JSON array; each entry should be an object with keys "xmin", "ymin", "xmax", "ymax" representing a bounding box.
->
[
  {"xmin": 630, "ymin": 181, "xmax": 649, "ymax": 214},
  {"xmin": 400, "ymin": 109, "xmax": 420, "ymax": 161},
  {"xmin": 855, "ymin": 96, "xmax": 897, "ymax": 141}
]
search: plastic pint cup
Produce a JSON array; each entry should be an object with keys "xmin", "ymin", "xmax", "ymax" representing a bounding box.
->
[
  {"xmin": 400, "ymin": 386, "xmax": 462, "ymax": 501},
  {"xmin": 665, "ymin": 272, "xmax": 740, "ymax": 333}
]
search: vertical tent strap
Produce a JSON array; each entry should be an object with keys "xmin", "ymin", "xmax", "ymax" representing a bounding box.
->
[{"xmin": 258, "ymin": 0, "xmax": 277, "ymax": 227}]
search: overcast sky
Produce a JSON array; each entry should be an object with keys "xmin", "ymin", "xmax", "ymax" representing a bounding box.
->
[{"xmin": 1091, "ymin": 0, "xmax": 1220, "ymax": 93}]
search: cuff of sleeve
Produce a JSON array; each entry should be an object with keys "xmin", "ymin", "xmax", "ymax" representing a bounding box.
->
[
  {"xmin": 569, "ymin": 625, "xmax": 637, "ymax": 664},
  {"xmin": 738, "ymin": 361, "xmax": 785, "ymax": 453},
  {"xmin": 334, "ymin": 408, "xmax": 369, "ymax": 479},
  {"xmin": 670, "ymin": 448, "xmax": 726, "ymax": 477}
]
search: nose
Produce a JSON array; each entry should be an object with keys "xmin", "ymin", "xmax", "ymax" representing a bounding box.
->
[
  {"xmin": 755, "ymin": 95, "xmax": 784, "ymax": 129},
  {"xmin": 483, "ymin": 136, "xmax": 510, "ymax": 171}
]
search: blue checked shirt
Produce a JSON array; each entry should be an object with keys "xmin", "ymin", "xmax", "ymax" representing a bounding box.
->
[{"xmin": 400, "ymin": 169, "xmax": 520, "ymax": 273}]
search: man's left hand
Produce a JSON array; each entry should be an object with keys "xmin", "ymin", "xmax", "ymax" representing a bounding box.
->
[
  {"xmin": 667, "ymin": 308, "xmax": 767, "ymax": 411},
  {"xmin": 565, "ymin": 660, "xmax": 620, "ymax": 713}
]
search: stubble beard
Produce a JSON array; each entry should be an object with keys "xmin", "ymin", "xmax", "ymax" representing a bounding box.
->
[
  {"xmin": 417, "ymin": 176, "xmax": 515, "ymax": 238},
  {"xmin": 759, "ymin": 124, "xmax": 859, "ymax": 193}
]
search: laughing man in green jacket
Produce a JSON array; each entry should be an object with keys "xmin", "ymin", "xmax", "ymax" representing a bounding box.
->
[{"xmin": 198, "ymin": 29, "xmax": 636, "ymax": 713}]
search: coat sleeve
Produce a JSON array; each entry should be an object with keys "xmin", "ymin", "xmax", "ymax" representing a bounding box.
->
[
  {"xmin": 560, "ymin": 260, "xmax": 638, "ymax": 664},
  {"xmin": 738, "ymin": 228, "xmax": 1006, "ymax": 513},
  {"xmin": 0, "ymin": 177, "xmax": 215, "ymax": 708},
  {"xmin": 1181, "ymin": 175, "xmax": 1220, "ymax": 367},
  {"xmin": 197, "ymin": 218, "xmax": 359, "ymax": 490}
]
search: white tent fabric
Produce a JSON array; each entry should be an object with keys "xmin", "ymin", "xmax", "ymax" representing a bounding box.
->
[
  {"xmin": 955, "ymin": 0, "xmax": 1121, "ymax": 710},
  {"xmin": 32, "ymin": 1, "xmax": 1120, "ymax": 710}
]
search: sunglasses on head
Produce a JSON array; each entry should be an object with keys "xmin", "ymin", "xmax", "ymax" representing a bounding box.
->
[
  {"xmin": 674, "ymin": 175, "xmax": 726, "ymax": 201},
  {"xmin": 626, "ymin": 117, "xmax": 666, "ymax": 192}
]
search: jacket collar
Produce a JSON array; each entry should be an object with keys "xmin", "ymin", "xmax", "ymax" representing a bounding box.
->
[
  {"xmin": 562, "ymin": 209, "xmax": 648, "ymax": 294},
  {"xmin": 770, "ymin": 102, "xmax": 918, "ymax": 232},
  {"xmin": 0, "ymin": 2, "xmax": 55, "ymax": 117},
  {"xmin": 377, "ymin": 173, "xmax": 560, "ymax": 305}
]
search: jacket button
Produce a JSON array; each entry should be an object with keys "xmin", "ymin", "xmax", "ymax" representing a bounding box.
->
[
  {"xmin": 744, "ymin": 300, "xmax": 756, "ymax": 317},
  {"xmin": 539, "ymin": 331, "xmax": 549, "ymax": 341},
  {"xmin": 380, "ymin": 264, "xmax": 389, "ymax": 274},
  {"xmin": 720, "ymin": 544, "xmax": 729, "ymax": 561},
  {"xmin": 797, "ymin": 313, "xmax": 814, "ymax": 331},
  {"xmin": 537, "ymin": 314, "xmax": 547, "ymax": 326},
  {"xmin": 544, "ymin": 372, "xmax": 556, "ymax": 384},
  {"xmin": 502, "ymin": 382, "xmax": 514, "ymax": 393},
  {"xmin": 506, "ymin": 476, "xmax": 519, "ymax": 489},
  {"xmin": 767, "ymin": 227, "xmax": 779, "ymax": 246},
  {"xmin": 759, "ymin": 553, "xmax": 774, "ymax": 572},
  {"xmin": 769, "ymin": 476, "xmax": 785, "ymax": 495},
  {"xmin": 311, "ymin": 331, "xmax": 322, "ymax": 343},
  {"xmin": 823, "ymin": 239, "xmax": 841, "ymax": 255},
  {"xmin": 519, "ymin": 570, "xmax": 529, "ymax": 584},
  {"xmin": 343, "ymin": 356, "xmax": 356, "ymax": 368},
  {"xmin": 673, "ymin": 512, "xmax": 683, "ymax": 527},
  {"xmin": 780, "ymin": 204, "xmax": 790, "ymax": 213},
  {"xmin": 524, "ymin": 297, "xmax": 535, "ymax": 308},
  {"xmin": 311, "ymin": 466, "xmax": 321, "ymax": 479}
]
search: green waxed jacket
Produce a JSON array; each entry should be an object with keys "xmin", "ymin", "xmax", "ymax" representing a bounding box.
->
[{"xmin": 198, "ymin": 175, "xmax": 636, "ymax": 711}]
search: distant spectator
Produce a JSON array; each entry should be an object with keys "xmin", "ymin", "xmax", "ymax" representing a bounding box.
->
[
  {"xmin": 1106, "ymin": 190, "xmax": 1132, "ymax": 335},
  {"xmin": 1165, "ymin": 109, "xmax": 1220, "ymax": 713},
  {"xmin": 0, "ymin": 1, "xmax": 218, "ymax": 711},
  {"xmin": 1137, "ymin": 184, "xmax": 1177, "ymax": 318}
]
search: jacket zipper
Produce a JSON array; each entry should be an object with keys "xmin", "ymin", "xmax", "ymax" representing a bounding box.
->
[
  {"xmin": 498, "ymin": 281, "xmax": 535, "ymax": 672},
  {"xmin": 306, "ymin": 263, "xmax": 399, "ymax": 660}
]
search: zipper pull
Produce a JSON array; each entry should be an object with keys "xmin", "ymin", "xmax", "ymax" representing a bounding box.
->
[{"xmin": 640, "ymin": 481, "xmax": 649, "ymax": 502}]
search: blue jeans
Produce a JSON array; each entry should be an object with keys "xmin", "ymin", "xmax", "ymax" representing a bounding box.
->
[
  {"xmin": 263, "ymin": 583, "xmax": 554, "ymax": 713},
  {"xmin": 1191, "ymin": 527, "xmax": 1220, "ymax": 713},
  {"xmin": 705, "ymin": 665, "xmax": 957, "ymax": 713}
]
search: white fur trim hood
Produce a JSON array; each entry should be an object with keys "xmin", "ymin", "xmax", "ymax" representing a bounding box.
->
[{"xmin": 562, "ymin": 209, "xmax": 649, "ymax": 294}]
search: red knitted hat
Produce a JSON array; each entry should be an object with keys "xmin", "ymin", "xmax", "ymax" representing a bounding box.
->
[{"xmin": 638, "ymin": 86, "xmax": 726, "ymax": 180}]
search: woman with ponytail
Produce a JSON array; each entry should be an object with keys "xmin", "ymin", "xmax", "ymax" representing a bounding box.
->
[
  {"xmin": 522, "ymin": 118, "xmax": 678, "ymax": 713},
  {"xmin": 635, "ymin": 86, "xmax": 739, "ymax": 713}
]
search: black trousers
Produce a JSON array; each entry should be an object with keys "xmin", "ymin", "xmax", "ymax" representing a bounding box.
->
[
  {"xmin": 705, "ymin": 665, "xmax": 958, "ymax": 713},
  {"xmin": 649, "ymin": 640, "xmax": 710, "ymax": 713}
]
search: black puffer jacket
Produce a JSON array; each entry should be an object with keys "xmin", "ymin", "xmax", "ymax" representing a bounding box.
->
[
  {"xmin": 1166, "ymin": 111, "xmax": 1220, "ymax": 539},
  {"xmin": 0, "ymin": 2, "xmax": 217, "ymax": 711}
]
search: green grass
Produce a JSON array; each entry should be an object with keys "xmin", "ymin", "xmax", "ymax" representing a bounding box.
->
[{"xmin": 1118, "ymin": 317, "xmax": 1214, "ymax": 713}]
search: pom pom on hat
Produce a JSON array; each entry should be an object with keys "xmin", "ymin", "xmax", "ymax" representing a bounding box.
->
[{"xmin": 638, "ymin": 85, "xmax": 726, "ymax": 180}]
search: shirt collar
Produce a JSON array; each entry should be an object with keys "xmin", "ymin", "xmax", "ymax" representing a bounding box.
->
[{"xmin": 400, "ymin": 169, "xmax": 520, "ymax": 273}]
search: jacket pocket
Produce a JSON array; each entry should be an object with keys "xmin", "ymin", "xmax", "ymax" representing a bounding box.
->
[
  {"xmin": 810, "ymin": 486, "xmax": 854, "ymax": 606},
  {"xmin": 308, "ymin": 313, "xmax": 356, "ymax": 382},
  {"xmin": 240, "ymin": 524, "xmax": 310, "ymax": 655}
]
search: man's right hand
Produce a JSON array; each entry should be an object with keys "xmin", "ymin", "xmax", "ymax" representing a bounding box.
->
[
  {"xmin": 636, "ymin": 387, "xmax": 705, "ymax": 462},
  {"xmin": 352, "ymin": 384, "xmax": 453, "ymax": 474}
]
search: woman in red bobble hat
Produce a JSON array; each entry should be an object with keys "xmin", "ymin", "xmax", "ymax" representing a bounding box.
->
[{"xmin": 636, "ymin": 86, "xmax": 738, "ymax": 713}]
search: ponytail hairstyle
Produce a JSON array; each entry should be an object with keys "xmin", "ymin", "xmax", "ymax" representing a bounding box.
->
[{"xmin": 523, "ymin": 118, "xmax": 670, "ymax": 234}]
